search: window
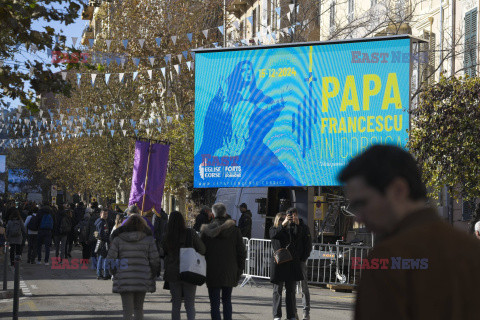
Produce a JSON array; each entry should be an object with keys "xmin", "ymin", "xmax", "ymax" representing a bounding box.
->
[
  {"xmin": 313, "ymin": 0, "xmax": 320, "ymax": 27},
  {"xmin": 267, "ymin": 0, "xmax": 271, "ymax": 27},
  {"xmin": 257, "ymin": 5, "xmax": 261, "ymax": 34},
  {"xmin": 330, "ymin": 1, "xmax": 335, "ymax": 33},
  {"xmin": 464, "ymin": 8, "xmax": 478, "ymax": 77},
  {"xmin": 274, "ymin": 0, "xmax": 280, "ymax": 31},
  {"xmin": 462, "ymin": 199, "xmax": 476, "ymax": 221},
  {"xmin": 348, "ymin": 0, "xmax": 354, "ymax": 22},
  {"xmin": 252, "ymin": 8, "xmax": 257, "ymax": 36},
  {"xmin": 422, "ymin": 30, "xmax": 436, "ymax": 84},
  {"xmin": 396, "ymin": 0, "xmax": 407, "ymax": 20}
]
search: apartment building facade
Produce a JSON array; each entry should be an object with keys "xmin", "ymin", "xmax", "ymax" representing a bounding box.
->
[{"xmin": 224, "ymin": 0, "xmax": 479, "ymax": 232}]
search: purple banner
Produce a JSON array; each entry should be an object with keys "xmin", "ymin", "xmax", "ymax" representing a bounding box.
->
[{"xmin": 129, "ymin": 141, "xmax": 170, "ymax": 213}]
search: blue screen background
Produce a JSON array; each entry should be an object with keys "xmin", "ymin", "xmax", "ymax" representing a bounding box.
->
[{"xmin": 194, "ymin": 38, "xmax": 411, "ymax": 187}]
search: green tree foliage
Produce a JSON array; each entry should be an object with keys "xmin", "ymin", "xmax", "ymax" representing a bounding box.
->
[
  {"xmin": 409, "ymin": 75, "xmax": 480, "ymax": 200},
  {"xmin": 35, "ymin": 0, "xmax": 223, "ymax": 202},
  {"xmin": 0, "ymin": 0, "xmax": 80, "ymax": 109}
]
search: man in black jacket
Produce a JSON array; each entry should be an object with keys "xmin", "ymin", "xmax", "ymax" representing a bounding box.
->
[
  {"xmin": 238, "ymin": 203, "xmax": 252, "ymax": 239},
  {"xmin": 287, "ymin": 207, "xmax": 312, "ymax": 320}
]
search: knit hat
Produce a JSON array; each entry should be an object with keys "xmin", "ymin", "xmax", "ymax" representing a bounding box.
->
[{"xmin": 125, "ymin": 205, "xmax": 139, "ymax": 215}]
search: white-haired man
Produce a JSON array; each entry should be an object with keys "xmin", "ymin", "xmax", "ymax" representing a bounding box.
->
[{"xmin": 474, "ymin": 221, "xmax": 480, "ymax": 240}]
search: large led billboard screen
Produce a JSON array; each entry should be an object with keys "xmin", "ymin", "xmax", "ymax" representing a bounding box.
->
[{"xmin": 194, "ymin": 36, "xmax": 412, "ymax": 187}]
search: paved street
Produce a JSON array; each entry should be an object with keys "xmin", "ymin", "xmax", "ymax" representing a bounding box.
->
[{"xmin": 0, "ymin": 247, "xmax": 354, "ymax": 320}]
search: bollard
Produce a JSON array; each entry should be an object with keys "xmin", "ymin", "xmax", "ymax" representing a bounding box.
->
[
  {"xmin": 12, "ymin": 254, "xmax": 20, "ymax": 320},
  {"xmin": 2, "ymin": 242, "xmax": 7, "ymax": 290}
]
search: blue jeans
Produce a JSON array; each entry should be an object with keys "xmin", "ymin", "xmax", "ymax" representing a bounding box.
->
[
  {"xmin": 208, "ymin": 287, "xmax": 233, "ymax": 320},
  {"xmin": 96, "ymin": 255, "xmax": 110, "ymax": 277},
  {"xmin": 37, "ymin": 230, "xmax": 52, "ymax": 262}
]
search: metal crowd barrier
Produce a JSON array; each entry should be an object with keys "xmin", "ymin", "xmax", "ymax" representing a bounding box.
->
[
  {"xmin": 307, "ymin": 243, "xmax": 371, "ymax": 286},
  {"xmin": 240, "ymin": 238, "xmax": 371, "ymax": 287},
  {"xmin": 241, "ymin": 237, "xmax": 249, "ymax": 277},
  {"xmin": 241, "ymin": 238, "xmax": 272, "ymax": 286}
]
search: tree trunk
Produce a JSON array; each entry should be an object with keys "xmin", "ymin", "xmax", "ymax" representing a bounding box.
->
[
  {"xmin": 164, "ymin": 191, "xmax": 171, "ymax": 213},
  {"xmin": 178, "ymin": 188, "xmax": 186, "ymax": 216},
  {"xmin": 120, "ymin": 189, "xmax": 126, "ymax": 204}
]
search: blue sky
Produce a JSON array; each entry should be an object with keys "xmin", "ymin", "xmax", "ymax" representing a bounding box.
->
[{"xmin": 4, "ymin": 6, "xmax": 87, "ymax": 111}]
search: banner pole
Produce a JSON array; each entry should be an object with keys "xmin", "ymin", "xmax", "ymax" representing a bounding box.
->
[{"xmin": 141, "ymin": 142, "xmax": 153, "ymax": 215}]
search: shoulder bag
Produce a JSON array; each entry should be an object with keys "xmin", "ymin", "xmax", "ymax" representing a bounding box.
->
[
  {"xmin": 274, "ymin": 245, "xmax": 293, "ymax": 264},
  {"xmin": 179, "ymin": 228, "xmax": 207, "ymax": 286}
]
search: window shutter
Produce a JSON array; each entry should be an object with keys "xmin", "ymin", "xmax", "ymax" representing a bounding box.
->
[
  {"xmin": 472, "ymin": 9, "xmax": 477, "ymax": 77},
  {"xmin": 464, "ymin": 9, "xmax": 478, "ymax": 77},
  {"xmin": 428, "ymin": 32, "xmax": 436, "ymax": 84},
  {"xmin": 464, "ymin": 11, "xmax": 471, "ymax": 76}
]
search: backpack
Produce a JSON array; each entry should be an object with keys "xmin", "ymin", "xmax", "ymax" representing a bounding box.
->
[
  {"xmin": 27, "ymin": 215, "xmax": 39, "ymax": 231},
  {"xmin": 60, "ymin": 216, "xmax": 71, "ymax": 234},
  {"xmin": 8, "ymin": 221, "xmax": 22, "ymax": 238},
  {"xmin": 40, "ymin": 214, "xmax": 54, "ymax": 230}
]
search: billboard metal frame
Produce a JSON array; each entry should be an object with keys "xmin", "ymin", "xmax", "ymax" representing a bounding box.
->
[
  {"xmin": 193, "ymin": 35, "xmax": 427, "ymax": 188},
  {"xmin": 193, "ymin": 35, "xmax": 427, "ymax": 54}
]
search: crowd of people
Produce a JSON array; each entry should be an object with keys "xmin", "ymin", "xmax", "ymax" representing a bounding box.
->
[
  {"xmin": 0, "ymin": 198, "xmax": 312, "ymax": 320},
  {"xmin": 3, "ymin": 145, "xmax": 480, "ymax": 319}
]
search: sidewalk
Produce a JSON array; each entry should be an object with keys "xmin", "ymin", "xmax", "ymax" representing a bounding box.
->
[{"xmin": 0, "ymin": 248, "xmax": 355, "ymax": 319}]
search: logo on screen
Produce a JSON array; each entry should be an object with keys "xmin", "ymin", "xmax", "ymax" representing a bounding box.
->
[
  {"xmin": 199, "ymin": 161, "xmax": 206, "ymax": 180},
  {"xmin": 198, "ymin": 155, "xmax": 241, "ymax": 180}
]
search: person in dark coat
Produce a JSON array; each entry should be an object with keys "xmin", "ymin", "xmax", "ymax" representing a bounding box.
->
[
  {"xmin": 200, "ymin": 203, "xmax": 246, "ymax": 320},
  {"xmin": 86, "ymin": 208, "xmax": 100, "ymax": 258},
  {"xmin": 286, "ymin": 207, "xmax": 312, "ymax": 320},
  {"xmin": 237, "ymin": 203, "xmax": 252, "ymax": 239},
  {"xmin": 153, "ymin": 208, "xmax": 168, "ymax": 273},
  {"xmin": 339, "ymin": 145, "xmax": 480, "ymax": 320},
  {"xmin": 52, "ymin": 205, "xmax": 64, "ymax": 257},
  {"xmin": 162, "ymin": 211, "xmax": 206, "ymax": 320},
  {"xmin": 53, "ymin": 207, "xmax": 71, "ymax": 259},
  {"xmin": 270, "ymin": 211, "xmax": 304, "ymax": 320},
  {"xmin": 36, "ymin": 203, "xmax": 54, "ymax": 265},
  {"xmin": 75, "ymin": 213, "xmax": 91, "ymax": 259},
  {"xmin": 94, "ymin": 208, "xmax": 114, "ymax": 279},
  {"xmin": 72, "ymin": 202, "xmax": 85, "ymax": 246},
  {"xmin": 6, "ymin": 209, "xmax": 26, "ymax": 266},
  {"xmin": 193, "ymin": 206, "xmax": 212, "ymax": 232},
  {"xmin": 73, "ymin": 202, "xmax": 85, "ymax": 226},
  {"xmin": 65, "ymin": 209, "xmax": 75, "ymax": 258}
]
